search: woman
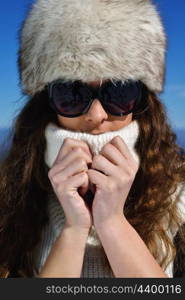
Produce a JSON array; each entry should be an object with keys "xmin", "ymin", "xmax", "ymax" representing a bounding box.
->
[{"xmin": 0, "ymin": 0, "xmax": 185, "ymax": 278}]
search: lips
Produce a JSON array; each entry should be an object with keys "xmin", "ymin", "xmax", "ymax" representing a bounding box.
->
[{"xmin": 89, "ymin": 131, "xmax": 105, "ymax": 135}]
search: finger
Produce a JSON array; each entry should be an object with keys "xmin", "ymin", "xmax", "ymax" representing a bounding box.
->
[
  {"xmin": 78, "ymin": 181, "xmax": 89, "ymax": 197},
  {"xmin": 91, "ymin": 154, "xmax": 115, "ymax": 176},
  {"xmin": 87, "ymin": 169, "xmax": 108, "ymax": 188},
  {"xmin": 50, "ymin": 148, "xmax": 92, "ymax": 176},
  {"xmin": 54, "ymin": 138, "xmax": 92, "ymax": 164},
  {"xmin": 110, "ymin": 136, "xmax": 134, "ymax": 161},
  {"xmin": 66, "ymin": 172, "xmax": 89, "ymax": 190},
  {"xmin": 51, "ymin": 159, "xmax": 88, "ymax": 184},
  {"xmin": 100, "ymin": 143, "xmax": 127, "ymax": 166}
]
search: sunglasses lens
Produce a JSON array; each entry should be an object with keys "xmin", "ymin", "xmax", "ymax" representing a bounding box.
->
[
  {"xmin": 103, "ymin": 98, "xmax": 136, "ymax": 115},
  {"xmin": 101, "ymin": 81, "xmax": 141, "ymax": 115},
  {"xmin": 52, "ymin": 82, "xmax": 90, "ymax": 116}
]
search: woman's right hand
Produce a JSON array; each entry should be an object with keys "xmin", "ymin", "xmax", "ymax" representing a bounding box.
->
[{"xmin": 48, "ymin": 138, "xmax": 93, "ymax": 231}]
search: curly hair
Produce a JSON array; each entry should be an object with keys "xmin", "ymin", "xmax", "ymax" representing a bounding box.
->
[
  {"xmin": 0, "ymin": 87, "xmax": 185, "ymax": 277},
  {"xmin": 126, "ymin": 91, "xmax": 185, "ymax": 272}
]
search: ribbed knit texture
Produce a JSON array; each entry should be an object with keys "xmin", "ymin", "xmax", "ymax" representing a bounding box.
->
[
  {"xmin": 44, "ymin": 120, "xmax": 140, "ymax": 168},
  {"xmin": 33, "ymin": 121, "xmax": 185, "ymax": 277}
]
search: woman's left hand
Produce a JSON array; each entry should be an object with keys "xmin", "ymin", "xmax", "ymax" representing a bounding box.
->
[{"xmin": 87, "ymin": 136, "xmax": 139, "ymax": 228}]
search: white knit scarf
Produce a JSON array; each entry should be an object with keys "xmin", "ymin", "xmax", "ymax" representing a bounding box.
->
[{"xmin": 44, "ymin": 120, "xmax": 140, "ymax": 246}]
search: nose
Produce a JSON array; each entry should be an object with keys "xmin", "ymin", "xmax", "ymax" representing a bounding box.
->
[{"xmin": 84, "ymin": 99, "xmax": 108, "ymax": 123}]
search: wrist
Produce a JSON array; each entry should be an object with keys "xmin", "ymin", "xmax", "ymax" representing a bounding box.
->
[
  {"xmin": 62, "ymin": 224, "xmax": 90, "ymax": 238},
  {"xmin": 95, "ymin": 215, "xmax": 128, "ymax": 235}
]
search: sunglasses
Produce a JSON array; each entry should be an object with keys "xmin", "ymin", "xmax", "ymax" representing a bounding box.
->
[{"xmin": 47, "ymin": 79, "xmax": 148, "ymax": 118}]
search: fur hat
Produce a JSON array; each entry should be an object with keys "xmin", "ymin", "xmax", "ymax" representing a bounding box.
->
[{"xmin": 18, "ymin": 0, "xmax": 166, "ymax": 96}]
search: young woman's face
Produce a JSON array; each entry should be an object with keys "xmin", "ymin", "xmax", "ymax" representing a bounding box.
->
[{"xmin": 57, "ymin": 80, "xmax": 133, "ymax": 134}]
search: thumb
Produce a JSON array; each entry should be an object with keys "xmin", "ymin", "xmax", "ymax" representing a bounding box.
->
[
  {"xmin": 78, "ymin": 172, "xmax": 89, "ymax": 196},
  {"xmin": 87, "ymin": 169, "xmax": 106, "ymax": 187}
]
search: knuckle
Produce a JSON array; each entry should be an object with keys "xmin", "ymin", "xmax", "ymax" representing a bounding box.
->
[
  {"xmin": 124, "ymin": 166, "xmax": 136, "ymax": 178},
  {"xmin": 48, "ymin": 165, "xmax": 61, "ymax": 179},
  {"xmin": 129, "ymin": 168, "xmax": 136, "ymax": 178},
  {"xmin": 51, "ymin": 174, "xmax": 60, "ymax": 186},
  {"xmin": 108, "ymin": 181, "xmax": 117, "ymax": 192},
  {"xmin": 82, "ymin": 172, "xmax": 88, "ymax": 179},
  {"xmin": 102, "ymin": 143, "xmax": 112, "ymax": 152},
  {"xmin": 78, "ymin": 159, "xmax": 87, "ymax": 169},
  {"xmin": 48, "ymin": 168, "xmax": 58, "ymax": 180},
  {"xmin": 57, "ymin": 184, "xmax": 65, "ymax": 194},
  {"xmin": 130, "ymin": 159, "xmax": 139, "ymax": 172},
  {"xmin": 75, "ymin": 147, "xmax": 83, "ymax": 154},
  {"xmin": 118, "ymin": 172, "xmax": 133, "ymax": 185},
  {"xmin": 93, "ymin": 155, "xmax": 101, "ymax": 164},
  {"xmin": 64, "ymin": 138, "xmax": 73, "ymax": 145},
  {"xmin": 118, "ymin": 177, "xmax": 127, "ymax": 187},
  {"xmin": 48, "ymin": 169, "xmax": 53, "ymax": 179}
]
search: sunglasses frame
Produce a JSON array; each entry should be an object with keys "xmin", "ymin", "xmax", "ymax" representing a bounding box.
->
[{"xmin": 47, "ymin": 79, "xmax": 148, "ymax": 118}]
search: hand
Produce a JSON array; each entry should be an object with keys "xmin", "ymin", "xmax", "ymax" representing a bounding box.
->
[
  {"xmin": 87, "ymin": 136, "xmax": 139, "ymax": 228},
  {"xmin": 48, "ymin": 138, "xmax": 93, "ymax": 231}
]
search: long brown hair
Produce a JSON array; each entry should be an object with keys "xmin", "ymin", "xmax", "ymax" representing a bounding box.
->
[{"xmin": 0, "ymin": 87, "xmax": 185, "ymax": 277}]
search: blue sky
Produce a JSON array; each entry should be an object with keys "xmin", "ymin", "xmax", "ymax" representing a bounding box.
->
[{"xmin": 0, "ymin": 0, "xmax": 185, "ymax": 129}]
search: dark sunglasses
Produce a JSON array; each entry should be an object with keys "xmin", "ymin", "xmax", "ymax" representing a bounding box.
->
[{"xmin": 47, "ymin": 79, "xmax": 148, "ymax": 118}]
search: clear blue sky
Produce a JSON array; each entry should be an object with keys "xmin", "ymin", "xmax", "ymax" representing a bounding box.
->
[{"xmin": 0, "ymin": 0, "xmax": 185, "ymax": 129}]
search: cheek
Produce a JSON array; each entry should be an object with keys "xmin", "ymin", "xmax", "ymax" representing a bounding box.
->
[
  {"xmin": 57, "ymin": 115, "xmax": 82, "ymax": 130},
  {"xmin": 109, "ymin": 113, "xmax": 133, "ymax": 130}
]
